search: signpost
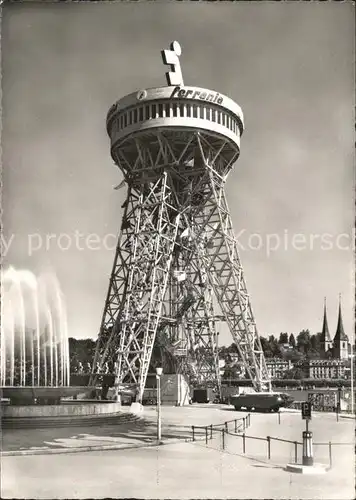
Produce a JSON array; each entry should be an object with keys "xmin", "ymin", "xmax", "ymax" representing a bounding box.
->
[
  {"xmin": 286, "ymin": 399, "xmax": 328, "ymax": 474},
  {"xmin": 301, "ymin": 401, "xmax": 313, "ymax": 466},
  {"xmin": 301, "ymin": 401, "xmax": 312, "ymax": 420}
]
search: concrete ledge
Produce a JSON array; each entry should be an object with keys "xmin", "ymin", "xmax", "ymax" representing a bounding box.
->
[
  {"xmin": 2, "ymin": 436, "xmax": 191, "ymax": 457},
  {"xmin": 285, "ymin": 463, "xmax": 329, "ymax": 475},
  {"xmin": 340, "ymin": 413, "xmax": 356, "ymax": 420},
  {"xmin": 2, "ymin": 402, "xmax": 122, "ymax": 418}
]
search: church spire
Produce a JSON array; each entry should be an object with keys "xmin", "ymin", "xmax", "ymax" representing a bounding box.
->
[
  {"xmin": 320, "ymin": 297, "xmax": 332, "ymax": 342},
  {"xmin": 334, "ymin": 294, "xmax": 348, "ymax": 342}
]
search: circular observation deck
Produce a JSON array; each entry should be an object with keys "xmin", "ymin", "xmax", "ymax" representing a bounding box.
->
[{"xmin": 106, "ymin": 86, "xmax": 244, "ymax": 176}]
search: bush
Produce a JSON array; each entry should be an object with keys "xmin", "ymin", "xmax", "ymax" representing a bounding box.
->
[
  {"xmin": 272, "ymin": 379, "xmax": 302, "ymax": 388},
  {"xmin": 301, "ymin": 378, "xmax": 350, "ymax": 388}
]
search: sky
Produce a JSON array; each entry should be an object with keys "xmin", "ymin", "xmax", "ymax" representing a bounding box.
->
[{"xmin": 1, "ymin": 1, "xmax": 354, "ymax": 344}]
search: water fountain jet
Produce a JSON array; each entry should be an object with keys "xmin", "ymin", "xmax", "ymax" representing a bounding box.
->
[{"xmin": 0, "ymin": 267, "xmax": 81, "ymax": 405}]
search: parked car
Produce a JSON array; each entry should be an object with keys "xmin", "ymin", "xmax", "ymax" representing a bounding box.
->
[{"xmin": 230, "ymin": 392, "xmax": 294, "ymax": 412}]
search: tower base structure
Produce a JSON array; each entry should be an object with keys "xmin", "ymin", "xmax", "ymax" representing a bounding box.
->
[
  {"xmin": 285, "ymin": 463, "xmax": 329, "ymax": 475},
  {"xmin": 130, "ymin": 402, "xmax": 144, "ymax": 414},
  {"xmin": 91, "ymin": 43, "xmax": 271, "ymax": 403}
]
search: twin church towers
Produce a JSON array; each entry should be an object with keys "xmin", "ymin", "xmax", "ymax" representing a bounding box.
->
[{"xmin": 320, "ymin": 296, "xmax": 350, "ymax": 360}]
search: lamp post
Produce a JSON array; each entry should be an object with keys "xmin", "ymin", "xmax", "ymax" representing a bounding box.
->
[
  {"xmin": 156, "ymin": 367, "xmax": 163, "ymax": 442},
  {"xmin": 350, "ymin": 344, "xmax": 354, "ymax": 414}
]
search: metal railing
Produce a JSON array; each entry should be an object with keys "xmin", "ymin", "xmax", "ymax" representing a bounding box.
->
[
  {"xmin": 191, "ymin": 414, "xmax": 251, "ymax": 444},
  {"xmin": 191, "ymin": 413, "xmax": 354, "ymax": 468}
]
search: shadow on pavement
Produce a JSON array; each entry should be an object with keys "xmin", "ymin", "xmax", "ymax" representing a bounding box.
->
[
  {"xmin": 2, "ymin": 416, "xmax": 195, "ymax": 452},
  {"xmin": 220, "ymin": 408, "xmax": 257, "ymax": 415},
  {"xmin": 252, "ymin": 464, "xmax": 284, "ymax": 469}
]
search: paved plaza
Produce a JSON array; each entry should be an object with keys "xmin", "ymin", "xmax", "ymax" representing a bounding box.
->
[{"xmin": 1, "ymin": 405, "xmax": 354, "ymax": 499}]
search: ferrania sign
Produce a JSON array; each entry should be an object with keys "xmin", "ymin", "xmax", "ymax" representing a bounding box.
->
[{"xmin": 170, "ymin": 86, "xmax": 224, "ymax": 105}]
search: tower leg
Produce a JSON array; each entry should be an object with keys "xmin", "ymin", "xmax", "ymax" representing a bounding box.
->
[
  {"xmin": 200, "ymin": 171, "xmax": 269, "ymax": 391},
  {"xmin": 92, "ymin": 172, "xmax": 180, "ymax": 402},
  {"xmin": 182, "ymin": 254, "xmax": 221, "ymax": 398},
  {"xmin": 165, "ymin": 168, "xmax": 222, "ymax": 398},
  {"xmin": 181, "ymin": 134, "xmax": 270, "ymax": 392}
]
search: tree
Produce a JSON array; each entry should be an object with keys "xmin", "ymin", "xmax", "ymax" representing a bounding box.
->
[
  {"xmin": 308, "ymin": 333, "xmax": 322, "ymax": 359},
  {"xmin": 219, "ymin": 346, "xmax": 228, "ymax": 357},
  {"xmin": 268, "ymin": 335, "xmax": 280, "ymax": 357},
  {"xmin": 223, "ymin": 364, "xmax": 240, "ymax": 380},
  {"xmin": 297, "ymin": 329, "xmax": 311, "ymax": 355},
  {"xmin": 259, "ymin": 336, "xmax": 273, "ymax": 358},
  {"xmin": 68, "ymin": 337, "xmax": 96, "ymax": 367},
  {"xmin": 284, "ymin": 348, "xmax": 303, "ymax": 363},
  {"xmin": 260, "ymin": 337, "xmax": 271, "ymax": 356},
  {"xmin": 228, "ymin": 342, "xmax": 238, "ymax": 353},
  {"xmin": 282, "ymin": 367, "xmax": 305, "ymax": 380},
  {"xmin": 219, "ymin": 346, "xmax": 231, "ymax": 364},
  {"xmin": 278, "ymin": 332, "xmax": 289, "ymax": 344},
  {"xmin": 289, "ymin": 333, "xmax": 296, "ymax": 348}
]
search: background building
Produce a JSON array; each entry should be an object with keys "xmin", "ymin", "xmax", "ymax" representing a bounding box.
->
[
  {"xmin": 266, "ymin": 359, "xmax": 292, "ymax": 379},
  {"xmin": 298, "ymin": 359, "xmax": 347, "ymax": 380}
]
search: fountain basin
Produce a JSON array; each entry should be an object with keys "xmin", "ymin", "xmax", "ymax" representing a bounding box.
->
[
  {"xmin": 1, "ymin": 400, "xmax": 122, "ymax": 419},
  {"xmin": 1, "ymin": 398, "xmax": 138, "ymax": 429}
]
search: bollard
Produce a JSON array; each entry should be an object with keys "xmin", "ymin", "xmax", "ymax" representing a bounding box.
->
[
  {"xmin": 192, "ymin": 426, "xmax": 195, "ymax": 442},
  {"xmin": 234, "ymin": 419, "xmax": 237, "ymax": 433},
  {"xmin": 210, "ymin": 424, "xmax": 213, "ymax": 440},
  {"xmin": 242, "ymin": 417, "xmax": 246, "ymax": 431},
  {"xmin": 302, "ymin": 430, "xmax": 314, "ymax": 466},
  {"xmin": 222, "ymin": 429, "xmax": 225, "ymax": 450},
  {"xmin": 267, "ymin": 436, "xmax": 271, "ymax": 460},
  {"xmin": 205, "ymin": 426, "xmax": 208, "ymax": 445},
  {"xmin": 328, "ymin": 441, "xmax": 332, "ymax": 469},
  {"xmin": 247, "ymin": 413, "xmax": 250, "ymax": 427},
  {"xmin": 242, "ymin": 433, "xmax": 246, "ymax": 454},
  {"xmin": 294, "ymin": 441, "xmax": 298, "ymax": 464},
  {"xmin": 278, "ymin": 411, "xmax": 281, "ymax": 425},
  {"xmin": 225, "ymin": 421, "xmax": 228, "ymax": 432}
]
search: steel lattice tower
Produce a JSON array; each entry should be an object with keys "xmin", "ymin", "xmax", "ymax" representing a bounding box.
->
[{"xmin": 90, "ymin": 42, "xmax": 271, "ymax": 402}]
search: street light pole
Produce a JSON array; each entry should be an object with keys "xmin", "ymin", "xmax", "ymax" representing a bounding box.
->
[
  {"xmin": 156, "ymin": 367, "xmax": 163, "ymax": 442},
  {"xmin": 350, "ymin": 343, "xmax": 354, "ymax": 414}
]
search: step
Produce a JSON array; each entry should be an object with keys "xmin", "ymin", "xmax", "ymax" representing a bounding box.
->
[{"xmin": 2, "ymin": 413, "xmax": 140, "ymax": 429}]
